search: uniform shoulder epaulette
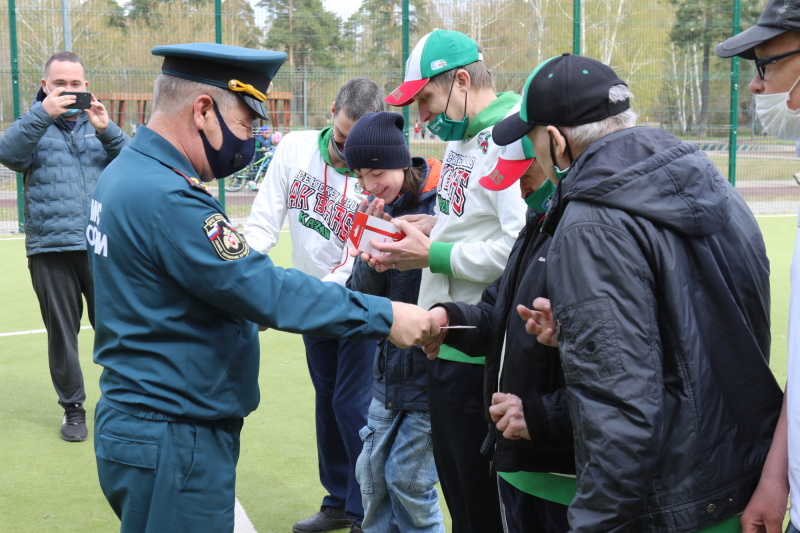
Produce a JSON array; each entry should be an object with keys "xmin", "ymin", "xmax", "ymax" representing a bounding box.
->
[{"xmin": 172, "ymin": 167, "xmax": 212, "ymax": 197}]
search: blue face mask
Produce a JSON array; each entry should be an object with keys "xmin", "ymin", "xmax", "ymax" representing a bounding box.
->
[
  {"xmin": 427, "ymin": 76, "xmax": 469, "ymax": 141},
  {"xmin": 198, "ymin": 99, "xmax": 255, "ymax": 179},
  {"xmin": 525, "ymin": 178, "xmax": 556, "ymax": 210}
]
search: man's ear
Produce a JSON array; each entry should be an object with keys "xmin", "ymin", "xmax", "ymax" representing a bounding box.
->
[
  {"xmin": 193, "ymin": 94, "xmax": 215, "ymax": 130},
  {"xmin": 455, "ymin": 69, "xmax": 471, "ymax": 92},
  {"xmin": 330, "ymin": 100, "xmax": 336, "ymax": 118},
  {"xmin": 546, "ymin": 125, "xmax": 568, "ymax": 163}
]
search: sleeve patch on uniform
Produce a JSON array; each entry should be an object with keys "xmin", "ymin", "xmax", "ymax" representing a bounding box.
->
[{"xmin": 204, "ymin": 213, "xmax": 250, "ymax": 261}]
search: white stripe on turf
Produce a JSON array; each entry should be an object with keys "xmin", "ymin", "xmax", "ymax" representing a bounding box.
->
[
  {"xmin": 235, "ymin": 497, "xmax": 257, "ymax": 533},
  {"xmin": 0, "ymin": 325, "xmax": 91, "ymax": 337}
]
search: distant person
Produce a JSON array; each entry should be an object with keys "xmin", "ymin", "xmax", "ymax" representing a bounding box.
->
[
  {"xmin": 414, "ymin": 120, "xmax": 421, "ymax": 140},
  {"xmin": 0, "ymin": 51, "xmax": 129, "ymax": 442},
  {"xmin": 495, "ymin": 52, "xmax": 782, "ymax": 532},
  {"xmin": 717, "ymin": 0, "xmax": 800, "ymax": 530},
  {"xmin": 87, "ymin": 42, "xmax": 438, "ymax": 533},
  {"xmin": 344, "ymin": 111, "xmax": 445, "ymax": 533},
  {"xmin": 245, "ymin": 78, "xmax": 386, "ymax": 533},
  {"xmin": 256, "ymin": 124, "xmax": 272, "ymax": 152}
]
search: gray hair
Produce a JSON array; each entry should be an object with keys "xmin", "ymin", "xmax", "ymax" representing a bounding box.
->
[
  {"xmin": 152, "ymin": 74, "xmax": 240, "ymax": 115},
  {"xmin": 334, "ymin": 78, "xmax": 384, "ymax": 120},
  {"xmin": 564, "ymin": 85, "xmax": 638, "ymax": 150}
]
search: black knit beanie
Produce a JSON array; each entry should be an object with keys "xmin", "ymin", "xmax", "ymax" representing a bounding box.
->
[{"xmin": 344, "ymin": 111, "xmax": 413, "ymax": 171}]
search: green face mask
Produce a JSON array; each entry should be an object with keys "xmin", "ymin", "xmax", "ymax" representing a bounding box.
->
[
  {"xmin": 427, "ymin": 75, "xmax": 469, "ymax": 142},
  {"xmin": 525, "ymin": 178, "xmax": 556, "ymax": 211},
  {"xmin": 553, "ymin": 165, "xmax": 571, "ymax": 181}
]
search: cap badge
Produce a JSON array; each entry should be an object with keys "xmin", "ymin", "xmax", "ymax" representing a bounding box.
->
[{"xmin": 431, "ymin": 59, "xmax": 448, "ymax": 70}]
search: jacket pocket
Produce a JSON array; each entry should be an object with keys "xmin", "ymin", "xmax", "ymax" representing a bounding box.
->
[{"xmin": 557, "ymin": 297, "xmax": 624, "ymax": 384}]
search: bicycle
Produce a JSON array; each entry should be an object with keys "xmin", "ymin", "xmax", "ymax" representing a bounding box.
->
[{"xmin": 224, "ymin": 147, "xmax": 274, "ymax": 192}]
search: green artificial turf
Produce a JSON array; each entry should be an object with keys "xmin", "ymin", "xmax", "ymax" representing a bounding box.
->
[{"xmin": 0, "ymin": 213, "xmax": 795, "ymax": 531}]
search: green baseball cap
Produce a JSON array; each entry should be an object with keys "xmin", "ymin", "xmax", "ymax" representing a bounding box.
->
[{"xmin": 385, "ymin": 29, "xmax": 483, "ymax": 107}]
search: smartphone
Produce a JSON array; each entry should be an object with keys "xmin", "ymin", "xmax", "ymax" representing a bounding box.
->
[{"xmin": 63, "ymin": 91, "xmax": 93, "ymax": 110}]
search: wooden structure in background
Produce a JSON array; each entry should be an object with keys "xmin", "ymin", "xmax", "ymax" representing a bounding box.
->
[{"xmin": 94, "ymin": 90, "xmax": 293, "ymax": 132}]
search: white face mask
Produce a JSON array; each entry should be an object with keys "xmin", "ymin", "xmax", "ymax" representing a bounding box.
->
[{"xmin": 755, "ymin": 74, "xmax": 800, "ymax": 141}]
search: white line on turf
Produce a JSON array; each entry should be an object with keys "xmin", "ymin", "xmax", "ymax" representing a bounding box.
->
[
  {"xmin": 0, "ymin": 326, "xmax": 259, "ymax": 531},
  {"xmin": 235, "ymin": 497, "xmax": 258, "ymax": 533}
]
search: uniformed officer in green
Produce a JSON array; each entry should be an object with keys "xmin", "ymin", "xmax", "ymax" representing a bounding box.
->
[{"xmin": 87, "ymin": 43, "xmax": 439, "ymax": 533}]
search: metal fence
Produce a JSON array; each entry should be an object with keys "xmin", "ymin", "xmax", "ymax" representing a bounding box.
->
[{"xmin": 2, "ymin": 0, "xmax": 799, "ymax": 234}]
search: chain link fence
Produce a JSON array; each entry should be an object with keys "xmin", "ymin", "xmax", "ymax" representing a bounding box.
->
[{"xmin": 2, "ymin": 0, "xmax": 799, "ymax": 234}]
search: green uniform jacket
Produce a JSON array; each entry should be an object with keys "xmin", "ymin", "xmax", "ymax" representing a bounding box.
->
[{"xmin": 88, "ymin": 126, "xmax": 393, "ymax": 421}]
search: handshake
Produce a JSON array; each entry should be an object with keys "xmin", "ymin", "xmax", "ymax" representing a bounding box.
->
[{"xmin": 387, "ymin": 302, "xmax": 445, "ymax": 349}]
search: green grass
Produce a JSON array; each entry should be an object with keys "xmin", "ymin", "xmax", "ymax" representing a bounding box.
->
[{"xmin": 0, "ymin": 214, "xmax": 795, "ymax": 532}]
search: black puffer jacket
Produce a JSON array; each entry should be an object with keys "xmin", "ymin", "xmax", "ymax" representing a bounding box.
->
[
  {"xmin": 543, "ymin": 126, "xmax": 782, "ymax": 532},
  {"xmin": 439, "ymin": 207, "xmax": 574, "ymax": 475}
]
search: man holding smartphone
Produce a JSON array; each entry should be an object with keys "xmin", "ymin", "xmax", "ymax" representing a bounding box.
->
[{"xmin": 0, "ymin": 51, "xmax": 129, "ymax": 442}]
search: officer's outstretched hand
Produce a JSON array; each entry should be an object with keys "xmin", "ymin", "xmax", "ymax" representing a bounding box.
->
[{"xmin": 388, "ymin": 301, "xmax": 440, "ymax": 348}]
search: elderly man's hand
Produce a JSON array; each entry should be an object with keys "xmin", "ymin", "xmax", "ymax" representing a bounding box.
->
[
  {"xmin": 388, "ymin": 301, "xmax": 440, "ymax": 348},
  {"xmin": 421, "ymin": 306, "xmax": 449, "ymax": 359},
  {"xmin": 518, "ymin": 297, "xmax": 559, "ymax": 347},
  {"xmin": 490, "ymin": 393, "xmax": 531, "ymax": 440}
]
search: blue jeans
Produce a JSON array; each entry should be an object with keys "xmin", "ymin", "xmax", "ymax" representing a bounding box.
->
[
  {"xmin": 356, "ymin": 397, "xmax": 445, "ymax": 533},
  {"xmin": 787, "ymin": 523, "xmax": 799, "ymax": 533}
]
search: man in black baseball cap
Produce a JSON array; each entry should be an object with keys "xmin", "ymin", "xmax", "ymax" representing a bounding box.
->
[
  {"xmin": 717, "ymin": 0, "xmax": 800, "ymax": 144},
  {"xmin": 716, "ymin": 2, "xmax": 800, "ymax": 532},
  {"xmin": 498, "ymin": 54, "xmax": 782, "ymax": 533}
]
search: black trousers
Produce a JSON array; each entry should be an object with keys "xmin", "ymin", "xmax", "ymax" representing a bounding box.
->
[
  {"xmin": 28, "ymin": 251, "xmax": 94, "ymax": 407},
  {"xmin": 428, "ymin": 357, "xmax": 503, "ymax": 533},
  {"xmin": 497, "ymin": 475, "xmax": 570, "ymax": 533}
]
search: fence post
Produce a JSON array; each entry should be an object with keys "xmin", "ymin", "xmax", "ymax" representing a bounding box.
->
[
  {"xmin": 215, "ymin": 0, "xmax": 226, "ymax": 210},
  {"xmin": 8, "ymin": 0, "xmax": 23, "ymax": 233},
  {"xmin": 402, "ymin": 0, "xmax": 410, "ymax": 144},
  {"xmin": 573, "ymin": 0, "xmax": 581, "ymax": 55},
  {"xmin": 728, "ymin": 0, "xmax": 741, "ymax": 186}
]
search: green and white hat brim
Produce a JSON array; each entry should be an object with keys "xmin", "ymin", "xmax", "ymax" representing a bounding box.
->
[{"xmin": 385, "ymin": 29, "xmax": 482, "ymax": 107}]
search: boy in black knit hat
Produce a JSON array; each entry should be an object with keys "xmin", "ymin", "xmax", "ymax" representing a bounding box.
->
[{"xmin": 345, "ymin": 112, "xmax": 445, "ymax": 533}]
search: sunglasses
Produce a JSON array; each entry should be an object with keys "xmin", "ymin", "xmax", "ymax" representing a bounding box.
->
[{"xmin": 756, "ymin": 48, "xmax": 800, "ymax": 79}]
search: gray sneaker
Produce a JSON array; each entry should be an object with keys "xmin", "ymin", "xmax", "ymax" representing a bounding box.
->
[{"xmin": 61, "ymin": 403, "xmax": 87, "ymax": 442}]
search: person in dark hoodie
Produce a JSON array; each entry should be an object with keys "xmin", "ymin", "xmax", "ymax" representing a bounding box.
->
[
  {"xmin": 345, "ymin": 111, "xmax": 445, "ymax": 533},
  {"xmin": 0, "ymin": 51, "xmax": 129, "ymax": 443},
  {"xmin": 491, "ymin": 53, "xmax": 783, "ymax": 533},
  {"xmin": 422, "ymin": 136, "xmax": 573, "ymax": 533}
]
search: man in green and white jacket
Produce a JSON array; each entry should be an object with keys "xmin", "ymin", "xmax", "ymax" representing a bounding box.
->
[{"xmin": 374, "ymin": 29, "xmax": 527, "ymax": 533}]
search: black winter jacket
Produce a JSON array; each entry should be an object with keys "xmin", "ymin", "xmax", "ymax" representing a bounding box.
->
[
  {"xmin": 439, "ymin": 208, "xmax": 575, "ymax": 476},
  {"xmin": 543, "ymin": 127, "xmax": 782, "ymax": 532},
  {"xmin": 347, "ymin": 157, "xmax": 439, "ymax": 411}
]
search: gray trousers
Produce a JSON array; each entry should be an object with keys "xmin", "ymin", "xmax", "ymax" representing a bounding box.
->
[{"xmin": 28, "ymin": 251, "xmax": 94, "ymax": 407}]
